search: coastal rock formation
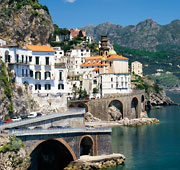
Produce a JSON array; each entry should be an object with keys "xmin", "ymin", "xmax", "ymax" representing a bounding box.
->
[
  {"xmin": 0, "ymin": 135, "xmax": 30, "ymax": 170},
  {"xmin": 65, "ymin": 154, "xmax": 125, "ymax": 170},
  {"xmin": 107, "ymin": 106, "xmax": 122, "ymax": 121},
  {"xmin": 85, "ymin": 112, "xmax": 101, "ymax": 122},
  {"xmin": 0, "ymin": 0, "xmax": 53, "ymax": 46},
  {"xmin": 146, "ymin": 90, "xmax": 175, "ymax": 108},
  {"xmin": 119, "ymin": 117, "xmax": 159, "ymax": 127}
]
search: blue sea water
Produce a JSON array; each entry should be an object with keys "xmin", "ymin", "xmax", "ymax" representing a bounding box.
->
[{"xmin": 104, "ymin": 91, "xmax": 180, "ymax": 170}]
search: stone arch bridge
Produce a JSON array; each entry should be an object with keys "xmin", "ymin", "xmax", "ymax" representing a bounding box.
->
[
  {"xmin": 11, "ymin": 128, "xmax": 112, "ymax": 170},
  {"xmin": 68, "ymin": 90, "xmax": 145, "ymax": 120}
]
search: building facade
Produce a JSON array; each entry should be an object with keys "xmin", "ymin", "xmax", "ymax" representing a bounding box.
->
[
  {"xmin": 131, "ymin": 61, "xmax": 143, "ymax": 77},
  {"xmin": 0, "ymin": 45, "xmax": 68, "ymax": 94}
]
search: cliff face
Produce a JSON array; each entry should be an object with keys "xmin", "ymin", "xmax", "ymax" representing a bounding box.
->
[
  {"xmin": 0, "ymin": 60, "xmax": 38, "ymax": 118},
  {"xmin": 0, "ymin": 0, "xmax": 54, "ymax": 46},
  {"xmin": 0, "ymin": 135, "xmax": 30, "ymax": 170}
]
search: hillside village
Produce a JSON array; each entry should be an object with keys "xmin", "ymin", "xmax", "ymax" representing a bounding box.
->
[{"xmin": 0, "ymin": 30, "xmax": 142, "ymax": 103}]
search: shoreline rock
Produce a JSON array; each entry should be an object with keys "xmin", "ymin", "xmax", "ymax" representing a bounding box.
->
[
  {"xmin": 86, "ymin": 117, "xmax": 160, "ymax": 128},
  {"xmin": 65, "ymin": 154, "xmax": 125, "ymax": 170}
]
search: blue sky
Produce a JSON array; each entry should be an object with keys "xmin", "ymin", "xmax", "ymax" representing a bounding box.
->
[{"xmin": 39, "ymin": 0, "xmax": 180, "ymax": 29}]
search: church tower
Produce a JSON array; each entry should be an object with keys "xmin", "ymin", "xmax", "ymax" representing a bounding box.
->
[{"xmin": 99, "ymin": 35, "xmax": 110, "ymax": 56}]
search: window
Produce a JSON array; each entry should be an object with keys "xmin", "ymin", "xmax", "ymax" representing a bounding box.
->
[
  {"xmin": 22, "ymin": 55, "xmax": 24, "ymax": 63},
  {"xmin": 35, "ymin": 56, "xmax": 39, "ymax": 65},
  {"xmin": 45, "ymin": 84, "xmax": 51, "ymax": 90},
  {"xmin": 109, "ymin": 62, "xmax": 112, "ymax": 67},
  {"xmin": 45, "ymin": 71, "xmax": 51, "ymax": 80},
  {"xmin": 93, "ymin": 80, "xmax": 97, "ymax": 84},
  {"xmin": 30, "ymin": 70, "xmax": 33, "ymax": 78},
  {"xmin": 59, "ymin": 52, "xmax": 62, "ymax": 54},
  {"xmin": 111, "ymin": 78, "xmax": 113, "ymax": 82},
  {"xmin": 45, "ymin": 57, "xmax": 49, "ymax": 65},
  {"xmin": 81, "ymin": 53, "xmax": 83, "ymax": 56},
  {"xmin": 26, "ymin": 56, "xmax": 28, "ymax": 64},
  {"xmin": 58, "ymin": 84, "xmax": 64, "ymax": 90},
  {"xmin": 35, "ymin": 71, "xmax": 41, "ymax": 80},
  {"xmin": 26, "ymin": 69, "xmax": 28, "ymax": 77},
  {"xmin": 35, "ymin": 84, "xmax": 41, "ymax": 90},
  {"xmin": 111, "ymin": 84, "xmax": 113, "ymax": 88},
  {"xmin": 16, "ymin": 54, "xmax": 19, "ymax": 63},
  {"xmin": 22, "ymin": 69, "xmax": 24, "ymax": 77},
  {"xmin": 29, "ymin": 56, "xmax": 32, "ymax": 62},
  {"xmin": 59, "ymin": 71, "xmax": 62, "ymax": 80}
]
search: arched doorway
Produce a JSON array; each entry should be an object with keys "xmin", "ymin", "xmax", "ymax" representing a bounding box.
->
[
  {"xmin": 131, "ymin": 97, "xmax": 139, "ymax": 118},
  {"xmin": 28, "ymin": 139, "xmax": 76, "ymax": 170},
  {"xmin": 141, "ymin": 95, "xmax": 145, "ymax": 112},
  {"xmin": 79, "ymin": 135, "xmax": 94, "ymax": 156},
  {"xmin": 108, "ymin": 100, "xmax": 123, "ymax": 119}
]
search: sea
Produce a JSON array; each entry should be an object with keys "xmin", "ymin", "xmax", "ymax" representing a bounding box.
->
[{"xmin": 103, "ymin": 91, "xmax": 180, "ymax": 170}]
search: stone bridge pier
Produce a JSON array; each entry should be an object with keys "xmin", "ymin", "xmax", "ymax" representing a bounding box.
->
[{"xmin": 68, "ymin": 90, "xmax": 146, "ymax": 120}]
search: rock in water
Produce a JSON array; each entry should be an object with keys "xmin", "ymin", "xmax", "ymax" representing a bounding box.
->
[
  {"xmin": 0, "ymin": 0, "xmax": 54, "ymax": 46},
  {"xmin": 107, "ymin": 106, "xmax": 122, "ymax": 121}
]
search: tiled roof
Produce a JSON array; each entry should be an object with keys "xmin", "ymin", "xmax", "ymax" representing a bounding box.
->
[
  {"xmin": 93, "ymin": 68, "xmax": 99, "ymax": 71},
  {"xmin": 26, "ymin": 45, "xmax": 55, "ymax": 52},
  {"xmin": 85, "ymin": 56, "xmax": 105, "ymax": 60},
  {"xmin": 81, "ymin": 62, "xmax": 108, "ymax": 67},
  {"xmin": 107, "ymin": 54, "xmax": 128, "ymax": 60}
]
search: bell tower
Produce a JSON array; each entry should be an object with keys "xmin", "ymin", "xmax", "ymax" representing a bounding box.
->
[{"xmin": 99, "ymin": 35, "xmax": 110, "ymax": 56}]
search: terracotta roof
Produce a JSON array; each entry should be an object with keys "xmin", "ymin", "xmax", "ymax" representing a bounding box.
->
[
  {"xmin": 85, "ymin": 56, "xmax": 107, "ymax": 60},
  {"xmin": 93, "ymin": 68, "xmax": 99, "ymax": 71},
  {"xmin": 26, "ymin": 45, "xmax": 55, "ymax": 52},
  {"xmin": 81, "ymin": 62, "xmax": 108, "ymax": 67},
  {"xmin": 107, "ymin": 54, "xmax": 128, "ymax": 60}
]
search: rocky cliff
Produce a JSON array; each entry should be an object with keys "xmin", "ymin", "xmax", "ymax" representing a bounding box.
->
[
  {"xmin": 0, "ymin": 0, "xmax": 54, "ymax": 46},
  {"xmin": 0, "ymin": 135, "xmax": 30, "ymax": 170},
  {"xmin": 0, "ymin": 60, "xmax": 38, "ymax": 119},
  {"xmin": 83, "ymin": 19, "xmax": 180, "ymax": 53}
]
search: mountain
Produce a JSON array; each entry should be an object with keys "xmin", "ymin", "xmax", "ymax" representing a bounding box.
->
[
  {"xmin": 0, "ymin": 0, "xmax": 54, "ymax": 46},
  {"xmin": 83, "ymin": 19, "xmax": 180, "ymax": 53}
]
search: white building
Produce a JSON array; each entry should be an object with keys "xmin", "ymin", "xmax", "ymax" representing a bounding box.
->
[
  {"xmin": 0, "ymin": 45, "xmax": 68, "ymax": 95},
  {"xmin": 131, "ymin": 61, "xmax": 143, "ymax": 77},
  {"xmin": 66, "ymin": 48, "xmax": 91, "ymax": 76},
  {"xmin": 80, "ymin": 50, "xmax": 131, "ymax": 97},
  {"xmin": 0, "ymin": 39, "xmax": 6, "ymax": 46}
]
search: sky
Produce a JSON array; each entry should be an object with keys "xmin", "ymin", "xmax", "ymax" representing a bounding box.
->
[{"xmin": 39, "ymin": 0, "xmax": 180, "ymax": 29}]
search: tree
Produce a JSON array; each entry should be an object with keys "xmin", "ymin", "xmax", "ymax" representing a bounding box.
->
[{"xmin": 93, "ymin": 88, "xmax": 99, "ymax": 94}]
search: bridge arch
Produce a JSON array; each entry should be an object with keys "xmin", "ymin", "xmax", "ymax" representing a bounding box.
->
[
  {"xmin": 131, "ymin": 97, "xmax": 139, "ymax": 118},
  {"xmin": 108, "ymin": 99, "xmax": 124, "ymax": 119},
  {"xmin": 68, "ymin": 102, "xmax": 88, "ymax": 112},
  {"xmin": 79, "ymin": 135, "xmax": 95, "ymax": 156},
  {"xmin": 28, "ymin": 138, "xmax": 76, "ymax": 170},
  {"xmin": 77, "ymin": 103, "xmax": 88, "ymax": 112}
]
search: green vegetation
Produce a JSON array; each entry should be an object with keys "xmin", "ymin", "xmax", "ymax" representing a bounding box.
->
[
  {"xmin": 0, "ymin": 137, "xmax": 24, "ymax": 153},
  {"xmin": 0, "ymin": 60, "xmax": 13, "ymax": 114},
  {"xmin": 93, "ymin": 88, "xmax": 99, "ymax": 94},
  {"xmin": 132, "ymin": 75, "xmax": 162, "ymax": 95},
  {"xmin": 77, "ymin": 88, "xmax": 89, "ymax": 99},
  {"xmin": 8, "ymin": 0, "xmax": 49, "ymax": 14},
  {"xmin": 51, "ymin": 25, "xmax": 98, "ymax": 54},
  {"xmin": 151, "ymin": 74, "xmax": 180, "ymax": 88},
  {"xmin": 114, "ymin": 44, "xmax": 180, "ymax": 87}
]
